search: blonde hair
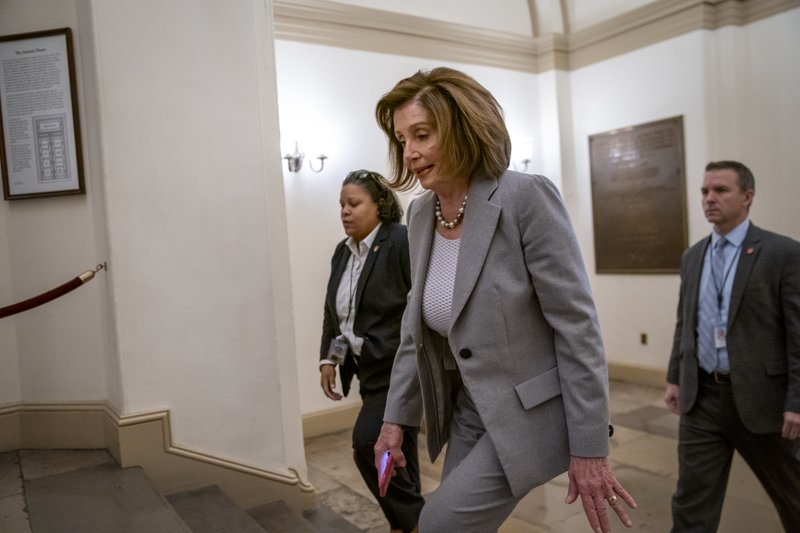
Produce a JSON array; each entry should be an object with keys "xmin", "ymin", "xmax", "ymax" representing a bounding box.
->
[{"xmin": 375, "ymin": 67, "xmax": 511, "ymax": 191}]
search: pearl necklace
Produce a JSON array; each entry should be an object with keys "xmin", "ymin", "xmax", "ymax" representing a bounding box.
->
[{"xmin": 435, "ymin": 195, "xmax": 468, "ymax": 229}]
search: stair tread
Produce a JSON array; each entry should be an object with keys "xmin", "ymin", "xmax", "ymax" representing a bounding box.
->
[
  {"xmin": 25, "ymin": 463, "xmax": 191, "ymax": 532},
  {"xmin": 166, "ymin": 484, "xmax": 266, "ymax": 533},
  {"xmin": 248, "ymin": 500, "xmax": 319, "ymax": 533},
  {"xmin": 302, "ymin": 504, "xmax": 363, "ymax": 533}
]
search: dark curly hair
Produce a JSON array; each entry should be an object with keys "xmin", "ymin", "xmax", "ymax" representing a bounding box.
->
[{"xmin": 342, "ymin": 170, "xmax": 403, "ymax": 223}]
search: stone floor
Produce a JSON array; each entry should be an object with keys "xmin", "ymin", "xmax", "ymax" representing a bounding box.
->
[
  {"xmin": 0, "ymin": 380, "xmax": 785, "ymax": 532},
  {"xmin": 304, "ymin": 380, "xmax": 784, "ymax": 533}
]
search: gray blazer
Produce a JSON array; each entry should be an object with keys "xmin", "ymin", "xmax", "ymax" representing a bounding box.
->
[
  {"xmin": 667, "ymin": 223, "xmax": 800, "ymax": 433},
  {"xmin": 384, "ymin": 170, "xmax": 610, "ymax": 498}
]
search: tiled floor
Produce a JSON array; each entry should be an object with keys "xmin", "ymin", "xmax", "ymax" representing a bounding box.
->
[
  {"xmin": 0, "ymin": 381, "xmax": 785, "ymax": 532},
  {"xmin": 304, "ymin": 380, "xmax": 784, "ymax": 533}
]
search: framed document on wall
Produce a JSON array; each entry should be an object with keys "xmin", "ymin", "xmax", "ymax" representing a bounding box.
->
[
  {"xmin": 0, "ymin": 28, "xmax": 85, "ymax": 200},
  {"xmin": 589, "ymin": 116, "xmax": 688, "ymax": 274}
]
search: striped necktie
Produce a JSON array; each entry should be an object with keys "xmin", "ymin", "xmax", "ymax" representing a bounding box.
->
[{"xmin": 698, "ymin": 237, "xmax": 727, "ymax": 373}]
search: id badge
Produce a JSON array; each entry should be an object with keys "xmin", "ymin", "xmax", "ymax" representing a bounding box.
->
[
  {"xmin": 713, "ymin": 326, "xmax": 727, "ymax": 349},
  {"xmin": 327, "ymin": 335, "xmax": 348, "ymax": 365}
]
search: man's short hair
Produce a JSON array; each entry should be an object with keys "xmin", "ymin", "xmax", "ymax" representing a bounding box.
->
[{"xmin": 705, "ymin": 160, "xmax": 755, "ymax": 192}]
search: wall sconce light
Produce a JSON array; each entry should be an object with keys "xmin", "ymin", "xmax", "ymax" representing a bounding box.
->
[
  {"xmin": 511, "ymin": 136, "xmax": 534, "ymax": 173},
  {"xmin": 516, "ymin": 158, "xmax": 531, "ymax": 173},
  {"xmin": 284, "ymin": 142, "xmax": 328, "ymax": 173}
]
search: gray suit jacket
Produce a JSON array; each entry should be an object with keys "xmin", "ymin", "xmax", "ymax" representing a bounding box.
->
[
  {"xmin": 667, "ymin": 223, "xmax": 800, "ymax": 433},
  {"xmin": 384, "ymin": 170, "xmax": 610, "ymax": 497}
]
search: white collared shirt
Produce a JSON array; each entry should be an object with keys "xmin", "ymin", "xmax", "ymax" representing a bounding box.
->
[
  {"xmin": 697, "ymin": 218, "xmax": 750, "ymax": 373},
  {"xmin": 321, "ymin": 223, "xmax": 382, "ymax": 367}
]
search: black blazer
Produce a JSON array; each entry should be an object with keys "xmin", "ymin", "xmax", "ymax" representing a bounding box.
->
[
  {"xmin": 667, "ymin": 223, "xmax": 800, "ymax": 433},
  {"xmin": 320, "ymin": 222, "xmax": 411, "ymax": 397}
]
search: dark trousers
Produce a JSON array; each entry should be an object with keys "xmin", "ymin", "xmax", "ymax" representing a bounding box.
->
[
  {"xmin": 353, "ymin": 389, "xmax": 424, "ymax": 532},
  {"xmin": 671, "ymin": 373, "xmax": 800, "ymax": 532}
]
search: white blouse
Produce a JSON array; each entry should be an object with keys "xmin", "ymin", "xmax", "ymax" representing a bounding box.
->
[{"xmin": 422, "ymin": 231, "xmax": 460, "ymax": 338}]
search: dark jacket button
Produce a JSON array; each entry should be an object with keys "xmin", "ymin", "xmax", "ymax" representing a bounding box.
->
[{"xmin": 459, "ymin": 348, "xmax": 472, "ymax": 359}]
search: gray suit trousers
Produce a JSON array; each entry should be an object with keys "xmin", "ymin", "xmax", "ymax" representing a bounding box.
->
[{"xmin": 419, "ymin": 371, "xmax": 524, "ymax": 532}]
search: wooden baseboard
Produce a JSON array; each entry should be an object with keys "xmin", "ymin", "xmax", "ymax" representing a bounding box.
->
[
  {"xmin": 608, "ymin": 361, "xmax": 666, "ymax": 388},
  {"xmin": 301, "ymin": 402, "xmax": 360, "ymax": 439},
  {"xmin": 0, "ymin": 403, "xmax": 314, "ymax": 511}
]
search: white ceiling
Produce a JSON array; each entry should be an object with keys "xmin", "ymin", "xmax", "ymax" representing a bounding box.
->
[{"xmin": 328, "ymin": 0, "xmax": 660, "ymax": 37}]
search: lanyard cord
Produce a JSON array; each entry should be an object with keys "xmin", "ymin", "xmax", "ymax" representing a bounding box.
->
[{"xmin": 345, "ymin": 253, "xmax": 358, "ymax": 323}]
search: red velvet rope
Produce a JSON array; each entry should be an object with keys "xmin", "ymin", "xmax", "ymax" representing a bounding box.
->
[{"xmin": 0, "ymin": 264, "xmax": 105, "ymax": 319}]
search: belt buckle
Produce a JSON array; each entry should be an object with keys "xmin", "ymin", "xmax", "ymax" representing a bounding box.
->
[{"xmin": 712, "ymin": 371, "xmax": 731, "ymax": 384}]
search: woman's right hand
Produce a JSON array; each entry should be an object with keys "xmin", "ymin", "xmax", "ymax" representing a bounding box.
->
[
  {"xmin": 320, "ymin": 364, "xmax": 343, "ymax": 401},
  {"xmin": 374, "ymin": 422, "xmax": 406, "ymax": 469}
]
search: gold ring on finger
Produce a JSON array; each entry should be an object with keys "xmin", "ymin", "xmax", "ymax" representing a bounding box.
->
[{"xmin": 607, "ymin": 495, "xmax": 619, "ymax": 504}]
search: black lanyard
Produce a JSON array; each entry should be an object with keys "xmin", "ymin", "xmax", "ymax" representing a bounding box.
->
[{"xmin": 345, "ymin": 252, "xmax": 359, "ymax": 323}]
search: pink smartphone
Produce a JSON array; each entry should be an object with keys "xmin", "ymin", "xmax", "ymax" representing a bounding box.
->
[{"xmin": 378, "ymin": 450, "xmax": 395, "ymax": 497}]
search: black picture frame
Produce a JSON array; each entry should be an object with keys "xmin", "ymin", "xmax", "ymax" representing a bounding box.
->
[{"xmin": 0, "ymin": 28, "xmax": 85, "ymax": 200}]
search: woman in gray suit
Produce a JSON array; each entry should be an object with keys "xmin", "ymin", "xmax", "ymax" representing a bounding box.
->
[{"xmin": 372, "ymin": 68, "xmax": 636, "ymax": 532}]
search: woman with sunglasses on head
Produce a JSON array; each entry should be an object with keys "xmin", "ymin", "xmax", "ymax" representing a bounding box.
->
[{"xmin": 319, "ymin": 170, "xmax": 423, "ymax": 533}]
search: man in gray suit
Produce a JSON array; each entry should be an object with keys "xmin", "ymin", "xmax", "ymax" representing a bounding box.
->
[{"xmin": 665, "ymin": 160, "xmax": 800, "ymax": 532}]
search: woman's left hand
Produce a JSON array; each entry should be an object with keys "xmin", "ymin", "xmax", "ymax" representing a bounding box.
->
[{"xmin": 566, "ymin": 456, "xmax": 636, "ymax": 532}]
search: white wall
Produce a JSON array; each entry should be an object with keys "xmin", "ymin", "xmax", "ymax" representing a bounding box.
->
[
  {"xmin": 0, "ymin": 213, "xmax": 21, "ymax": 402},
  {"xmin": 1, "ymin": 0, "xmax": 306, "ymax": 477},
  {"xmin": 274, "ymin": 40, "xmax": 541, "ymax": 415},
  {"xmin": 89, "ymin": 0, "xmax": 303, "ymax": 470},
  {"xmin": 4, "ymin": 0, "xmax": 797, "ymax": 452},
  {"xmin": 569, "ymin": 32, "xmax": 706, "ymax": 371},
  {"xmin": 719, "ymin": 10, "xmax": 800, "ymax": 239},
  {"xmin": 0, "ymin": 0, "xmax": 111, "ymax": 406},
  {"xmin": 330, "ymin": 0, "xmax": 533, "ymax": 36},
  {"xmin": 568, "ymin": 11, "xmax": 800, "ymax": 372},
  {"xmin": 566, "ymin": 0, "xmax": 656, "ymax": 31},
  {"xmin": 278, "ymin": 8, "xmax": 800, "ymax": 416}
]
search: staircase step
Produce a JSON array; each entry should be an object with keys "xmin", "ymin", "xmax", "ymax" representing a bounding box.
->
[
  {"xmin": 25, "ymin": 463, "xmax": 191, "ymax": 533},
  {"xmin": 166, "ymin": 485, "xmax": 266, "ymax": 533},
  {"xmin": 248, "ymin": 500, "xmax": 319, "ymax": 533},
  {"xmin": 302, "ymin": 504, "xmax": 362, "ymax": 533}
]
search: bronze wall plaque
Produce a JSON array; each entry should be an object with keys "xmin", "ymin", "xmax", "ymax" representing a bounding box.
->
[{"xmin": 589, "ymin": 116, "xmax": 687, "ymax": 273}]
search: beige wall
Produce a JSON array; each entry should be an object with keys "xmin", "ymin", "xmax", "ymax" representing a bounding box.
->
[
  {"xmin": 2, "ymin": 0, "xmax": 798, "ymax": 469},
  {"xmin": 274, "ymin": 41, "xmax": 543, "ymax": 416},
  {"xmin": 1, "ymin": 0, "xmax": 307, "ymax": 482},
  {"xmin": 274, "ymin": 4, "xmax": 800, "ymax": 411}
]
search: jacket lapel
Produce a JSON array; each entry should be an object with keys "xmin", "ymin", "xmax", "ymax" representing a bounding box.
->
[
  {"xmin": 449, "ymin": 173, "xmax": 500, "ymax": 333},
  {"xmin": 728, "ymin": 224, "xmax": 761, "ymax": 326},
  {"xmin": 327, "ymin": 243, "xmax": 350, "ymax": 334},
  {"xmin": 354, "ymin": 223, "xmax": 389, "ymax": 310},
  {"xmin": 408, "ymin": 192, "xmax": 436, "ymax": 335},
  {"xmin": 685, "ymin": 237, "xmax": 709, "ymax": 334}
]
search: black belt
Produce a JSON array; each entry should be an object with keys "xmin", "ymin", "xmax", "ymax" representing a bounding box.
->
[{"xmin": 699, "ymin": 368, "xmax": 732, "ymax": 385}]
